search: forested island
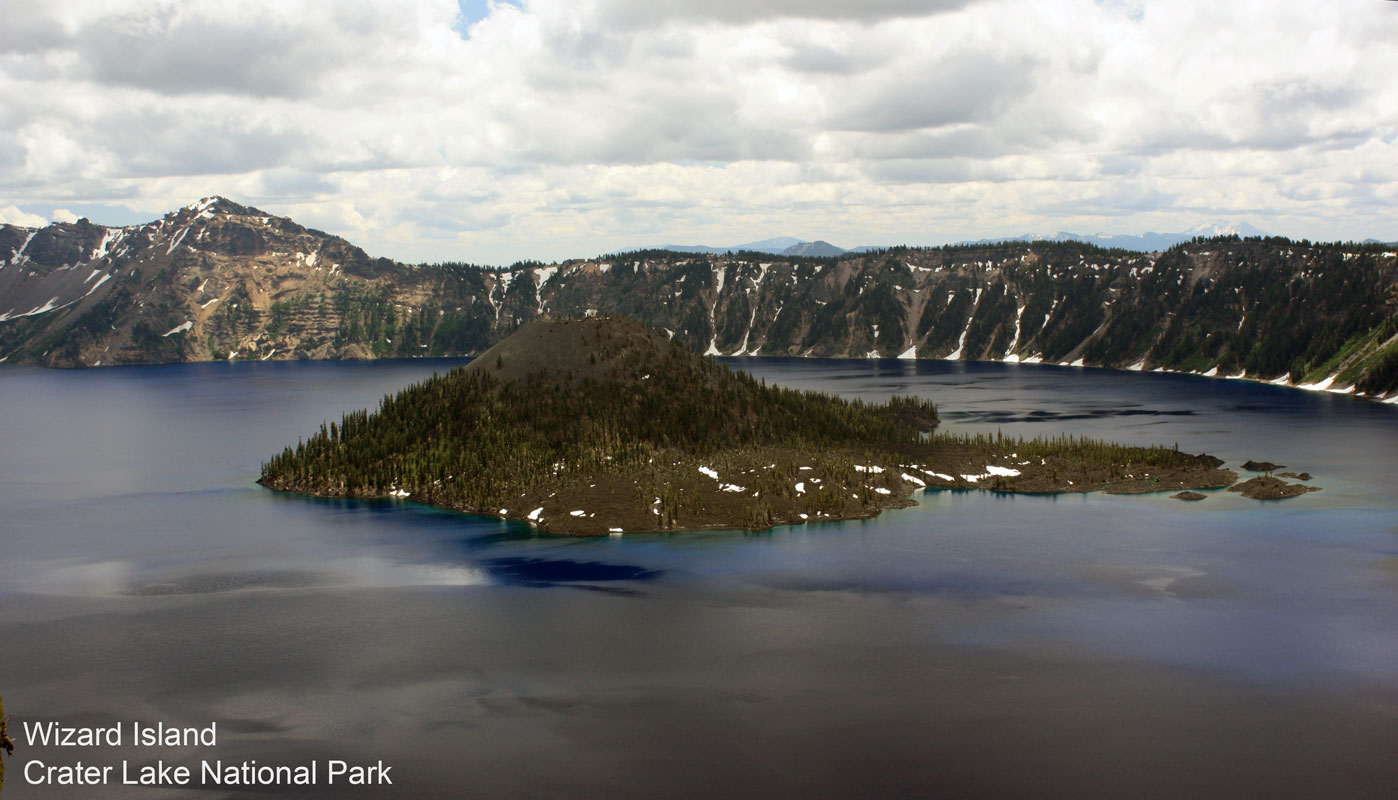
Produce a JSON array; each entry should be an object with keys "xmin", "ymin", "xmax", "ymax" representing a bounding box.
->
[{"xmin": 259, "ymin": 316, "xmax": 1251, "ymax": 535}]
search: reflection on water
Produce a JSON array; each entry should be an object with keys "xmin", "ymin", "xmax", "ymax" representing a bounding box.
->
[
  {"xmin": 124, "ymin": 569, "xmax": 323, "ymax": 595},
  {"xmin": 2, "ymin": 357, "xmax": 1396, "ymax": 798},
  {"xmin": 482, "ymin": 557, "xmax": 664, "ymax": 587},
  {"xmin": 960, "ymin": 407, "xmax": 1198, "ymax": 423}
]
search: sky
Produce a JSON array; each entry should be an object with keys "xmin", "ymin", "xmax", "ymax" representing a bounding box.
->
[{"xmin": 1, "ymin": 0, "xmax": 1395, "ymax": 265}]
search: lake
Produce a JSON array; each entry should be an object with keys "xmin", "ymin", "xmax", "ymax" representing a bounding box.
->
[{"xmin": 1, "ymin": 358, "xmax": 1395, "ymax": 798}]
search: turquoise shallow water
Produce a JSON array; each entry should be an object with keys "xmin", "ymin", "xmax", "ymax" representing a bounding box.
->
[{"xmin": 1, "ymin": 358, "xmax": 1395, "ymax": 798}]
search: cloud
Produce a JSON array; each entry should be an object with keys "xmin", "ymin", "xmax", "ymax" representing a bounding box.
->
[
  {"xmin": 593, "ymin": 0, "xmax": 975, "ymax": 28},
  {"xmin": 0, "ymin": 204, "xmax": 49, "ymax": 227},
  {"xmin": 0, "ymin": 2, "xmax": 68, "ymax": 54},
  {"xmin": 51, "ymin": 208, "xmax": 79, "ymax": 223},
  {"xmin": 0, "ymin": 0, "xmax": 1395, "ymax": 262},
  {"xmin": 826, "ymin": 51, "xmax": 1036, "ymax": 132}
]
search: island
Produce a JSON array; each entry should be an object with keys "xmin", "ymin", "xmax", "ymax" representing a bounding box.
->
[
  {"xmin": 1229, "ymin": 476, "xmax": 1322, "ymax": 500},
  {"xmin": 258, "ymin": 316, "xmax": 1248, "ymax": 535}
]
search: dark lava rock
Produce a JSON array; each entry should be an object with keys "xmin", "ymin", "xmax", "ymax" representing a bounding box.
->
[
  {"xmin": 1227, "ymin": 476, "xmax": 1321, "ymax": 500},
  {"xmin": 1172, "ymin": 491, "xmax": 1207, "ymax": 501},
  {"xmin": 1241, "ymin": 460, "xmax": 1284, "ymax": 472}
]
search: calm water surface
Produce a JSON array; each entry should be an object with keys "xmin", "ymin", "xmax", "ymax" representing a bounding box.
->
[{"xmin": 1, "ymin": 358, "xmax": 1395, "ymax": 798}]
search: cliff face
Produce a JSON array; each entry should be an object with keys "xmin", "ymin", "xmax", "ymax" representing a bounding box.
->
[
  {"xmin": 2, "ymin": 198, "xmax": 1396, "ymax": 398},
  {"xmin": 0, "ymin": 197, "xmax": 413, "ymax": 366}
]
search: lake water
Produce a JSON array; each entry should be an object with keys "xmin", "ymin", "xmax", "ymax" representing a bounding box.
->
[{"xmin": 1, "ymin": 358, "xmax": 1395, "ymax": 798}]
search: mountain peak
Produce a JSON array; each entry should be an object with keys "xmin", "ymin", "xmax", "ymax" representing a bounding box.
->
[
  {"xmin": 1183, "ymin": 220, "xmax": 1268, "ymax": 238},
  {"xmin": 465, "ymin": 315, "xmax": 679, "ymax": 387},
  {"xmin": 782, "ymin": 240, "xmax": 845, "ymax": 258},
  {"xmin": 658, "ymin": 236, "xmax": 846, "ymax": 258},
  {"xmin": 178, "ymin": 196, "xmax": 265, "ymax": 218}
]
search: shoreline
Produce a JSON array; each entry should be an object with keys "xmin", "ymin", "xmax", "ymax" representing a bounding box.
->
[
  {"xmin": 7, "ymin": 353, "xmax": 1395, "ymax": 404},
  {"xmin": 260, "ymin": 441, "xmax": 1247, "ymax": 537}
]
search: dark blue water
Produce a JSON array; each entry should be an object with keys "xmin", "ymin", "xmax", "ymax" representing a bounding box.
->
[{"xmin": 2, "ymin": 358, "xmax": 1395, "ymax": 798}]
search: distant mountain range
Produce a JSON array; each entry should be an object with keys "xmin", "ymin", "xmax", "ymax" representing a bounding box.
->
[
  {"xmin": 958, "ymin": 220, "xmax": 1271, "ymax": 252},
  {"xmin": 660, "ymin": 237, "xmax": 855, "ymax": 258},
  {"xmin": 660, "ymin": 221, "xmax": 1272, "ymax": 258}
]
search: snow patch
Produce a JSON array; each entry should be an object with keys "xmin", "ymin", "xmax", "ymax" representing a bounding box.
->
[
  {"xmin": 945, "ymin": 288, "xmax": 981, "ymax": 360},
  {"xmin": 1297, "ymin": 374, "xmax": 1336, "ymax": 392},
  {"xmin": 897, "ymin": 345, "xmax": 917, "ymax": 360},
  {"xmin": 166, "ymin": 226, "xmax": 190, "ymax": 255},
  {"xmin": 1004, "ymin": 303, "xmax": 1025, "ymax": 359},
  {"xmin": 533, "ymin": 265, "xmax": 559, "ymax": 288},
  {"xmin": 14, "ymin": 231, "xmax": 37, "ymax": 262},
  {"xmin": 162, "ymin": 321, "xmax": 193, "ymax": 337},
  {"xmin": 732, "ymin": 302, "xmax": 758, "ymax": 355},
  {"xmin": 91, "ymin": 229, "xmax": 121, "ymax": 261},
  {"xmin": 2, "ymin": 296, "xmax": 77, "ymax": 321}
]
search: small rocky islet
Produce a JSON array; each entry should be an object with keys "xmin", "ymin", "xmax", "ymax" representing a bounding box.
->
[
  {"xmin": 258, "ymin": 316, "xmax": 1314, "ymax": 534},
  {"xmin": 1229, "ymin": 476, "xmax": 1322, "ymax": 500},
  {"xmin": 1230, "ymin": 460, "xmax": 1322, "ymax": 499}
]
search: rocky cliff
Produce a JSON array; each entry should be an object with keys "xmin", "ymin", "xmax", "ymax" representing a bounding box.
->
[{"xmin": 2, "ymin": 198, "xmax": 1395, "ymax": 399}]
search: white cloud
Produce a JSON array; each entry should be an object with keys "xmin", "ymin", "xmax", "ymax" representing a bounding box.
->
[
  {"xmin": 591, "ymin": 0, "xmax": 975, "ymax": 28},
  {"xmin": 1, "ymin": 0, "xmax": 1396, "ymax": 264},
  {"xmin": 0, "ymin": 205, "xmax": 49, "ymax": 227},
  {"xmin": 51, "ymin": 208, "xmax": 79, "ymax": 223}
]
